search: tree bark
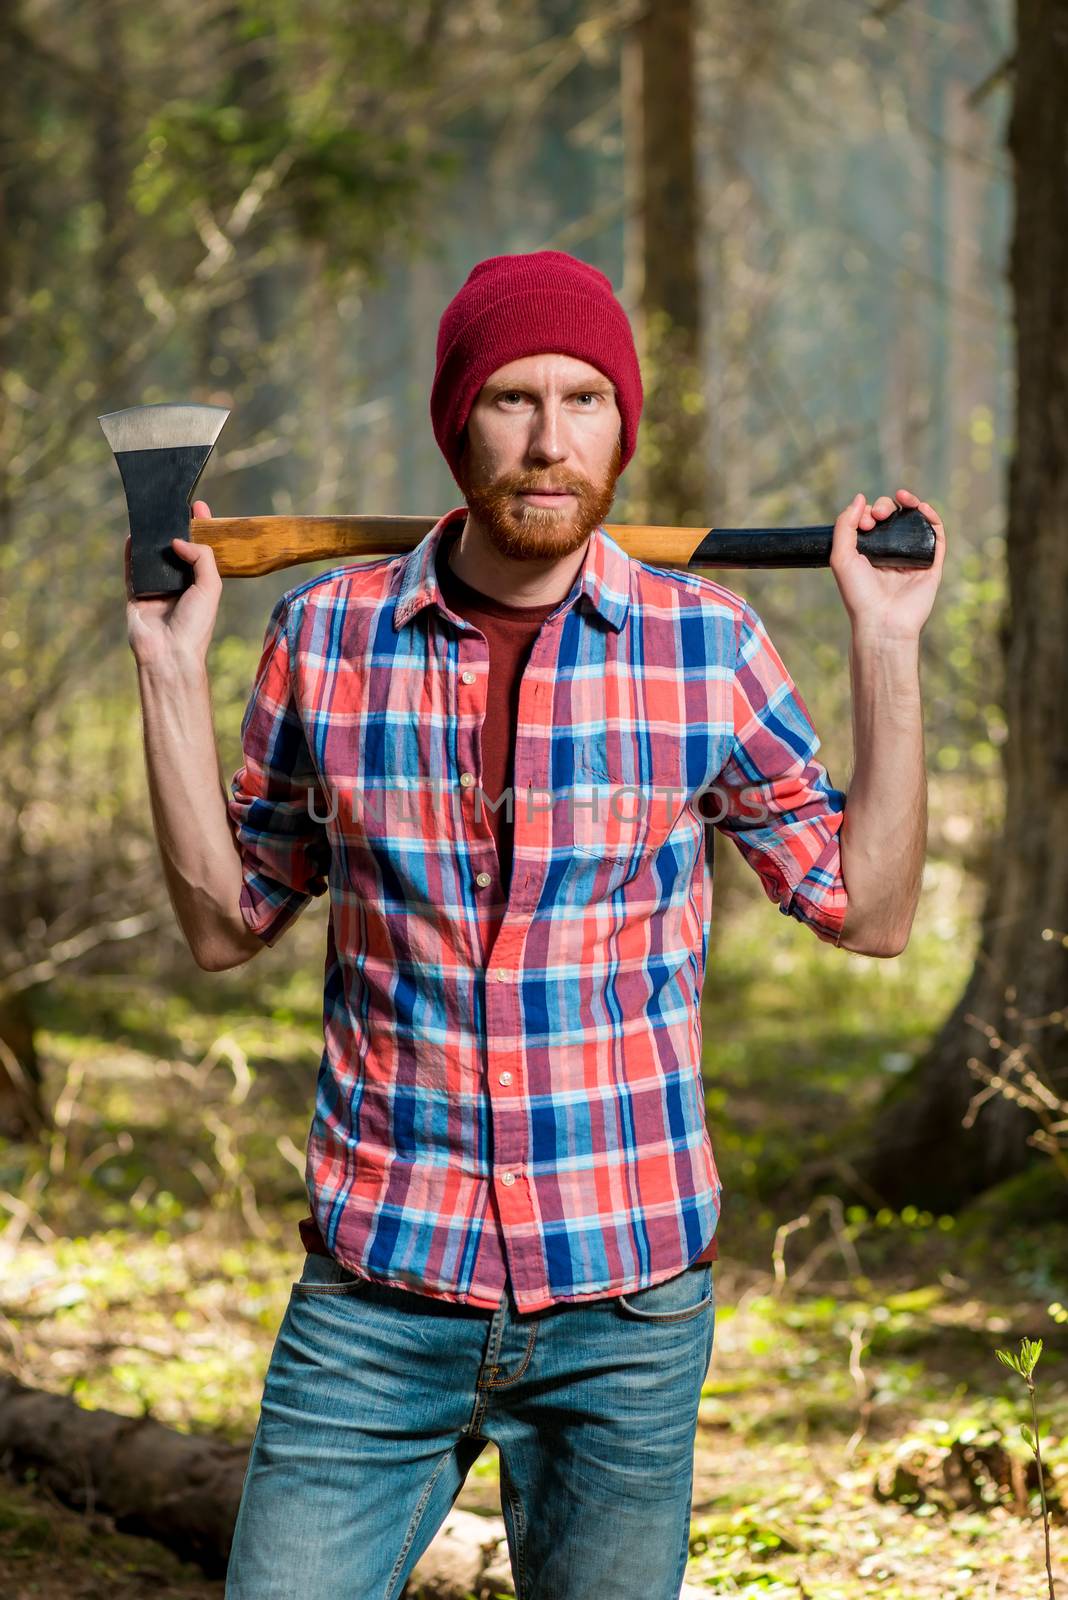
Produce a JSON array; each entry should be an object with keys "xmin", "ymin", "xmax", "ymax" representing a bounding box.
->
[
  {"xmin": 0, "ymin": 1375, "xmax": 247, "ymax": 1578},
  {"xmin": 0, "ymin": 995, "xmax": 46, "ymax": 1140},
  {"xmin": 627, "ymin": 0, "xmax": 708, "ymax": 524},
  {"xmin": 856, "ymin": 0, "xmax": 1068, "ymax": 1210}
]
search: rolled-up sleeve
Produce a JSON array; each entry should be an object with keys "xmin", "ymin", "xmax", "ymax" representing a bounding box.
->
[
  {"xmin": 226, "ymin": 595, "xmax": 331, "ymax": 947},
  {"xmin": 706, "ymin": 600, "xmax": 849, "ymax": 946}
]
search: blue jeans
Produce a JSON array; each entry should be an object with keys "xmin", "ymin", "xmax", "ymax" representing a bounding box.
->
[{"xmin": 225, "ymin": 1251, "xmax": 716, "ymax": 1599}]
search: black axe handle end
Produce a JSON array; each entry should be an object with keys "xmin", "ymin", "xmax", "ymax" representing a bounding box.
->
[{"xmin": 689, "ymin": 506, "xmax": 935, "ymax": 569}]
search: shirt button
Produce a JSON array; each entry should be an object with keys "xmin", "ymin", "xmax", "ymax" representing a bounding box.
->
[
  {"xmin": 461, "ymin": 670, "xmax": 476, "ymax": 684},
  {"xmin": 494, "ymin": 967, "xmax": 510, "ymax": 981},
  {"xmin": 460, "ymin": 772, "xmax": 476, "ymax": 787},
  {"xmin": 475, "ymin": 871, "xmax": 492, "ymax": 888},
  {"xmin": 498, "ymin": 1071, "xmax": 513, "ymax": 1085},
  {"xmin": 501, "ymin": 1172, "xmax": 516, "ymax": 1186}
]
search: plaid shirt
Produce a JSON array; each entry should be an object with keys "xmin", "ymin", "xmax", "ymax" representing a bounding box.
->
[{"xmin": 226, "ymin": 511, "xmax": 848, "ymax": 1313}]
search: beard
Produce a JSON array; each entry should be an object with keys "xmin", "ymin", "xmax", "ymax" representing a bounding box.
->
[{"xmin": 454, "ymin": 436, "xmax": 622, "ymax": 561}]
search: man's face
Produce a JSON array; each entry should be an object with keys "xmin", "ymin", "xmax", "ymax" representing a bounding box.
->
[{"xmin": 454, "ymin": 353, "xmax": 624, "ymax": 561}]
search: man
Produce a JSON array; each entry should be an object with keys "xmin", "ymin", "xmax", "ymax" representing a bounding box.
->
[{"xmin": 126, "ymin": 249, "xmax": 945, "ymax": 1599}]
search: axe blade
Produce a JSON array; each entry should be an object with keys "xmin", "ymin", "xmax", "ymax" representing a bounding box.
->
[{"xmin": 99, "ymin": 402, "xmax": 229, "ymax": 597}]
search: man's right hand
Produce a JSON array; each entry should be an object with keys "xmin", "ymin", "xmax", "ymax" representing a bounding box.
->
[{"xmin": 125, "ymin": 500, "xmax": 223, "ymax": 672}]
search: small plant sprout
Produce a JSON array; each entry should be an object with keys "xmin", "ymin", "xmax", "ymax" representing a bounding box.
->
[{"xmin": 994, "ymin": 1337, "xmax": 1056, "ymax": 1599}]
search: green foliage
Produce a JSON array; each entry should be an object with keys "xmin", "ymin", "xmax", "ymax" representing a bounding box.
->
[
  {"xmin": 689, "ymin": 1508, "xmax": 803, "ymax": 1561},
  {"xmin": 995, "ymin": 1337, "xmax": 1043, "ymax": 1382},
  {"xmin": 700, "ymin": 883, "xmax": 973, "ymax": 1254},
  {"xmin": 927, "ymin": 543, "xmax": 1007, "ymax": 782}
]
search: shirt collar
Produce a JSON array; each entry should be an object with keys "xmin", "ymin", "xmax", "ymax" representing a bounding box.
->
[{"xmin": 392, "ymin": 507, "xmax": 631, "ymax": 634}]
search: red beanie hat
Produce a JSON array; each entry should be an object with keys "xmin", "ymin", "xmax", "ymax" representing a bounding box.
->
[{"xmin": 430, "ymin": 249, "xmax": 643, "ymax": 486}]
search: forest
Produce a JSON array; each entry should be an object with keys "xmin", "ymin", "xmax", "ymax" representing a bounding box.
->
[{"xmin": 1, "ymin": 0, "xmax": 1066, "ymax": 1595}]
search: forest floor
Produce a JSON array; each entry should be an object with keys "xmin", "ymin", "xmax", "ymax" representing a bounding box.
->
[{"xmin": 1, "ymin": 848, "xmax": 1066, "ymax": 1598}]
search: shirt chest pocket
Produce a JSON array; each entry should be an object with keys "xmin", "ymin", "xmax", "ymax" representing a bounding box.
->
[{"xmin": 568, "ymin": 751, "xmax": 679, "ymax": 873}]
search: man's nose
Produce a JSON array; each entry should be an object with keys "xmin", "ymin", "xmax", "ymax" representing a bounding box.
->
[{"xmin": 526, "ymin": 405, "xmax": 569, "ymax": 464}]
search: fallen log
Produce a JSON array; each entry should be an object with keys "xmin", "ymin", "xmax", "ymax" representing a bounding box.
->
[{"xmin": 0, "ymin": 1373, "xmax": 244, "ymax": 1579}]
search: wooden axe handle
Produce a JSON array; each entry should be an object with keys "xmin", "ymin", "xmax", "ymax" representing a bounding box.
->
[{"xmin": 193, "ymin": 511, "xmax": 935, "ymax": 577}]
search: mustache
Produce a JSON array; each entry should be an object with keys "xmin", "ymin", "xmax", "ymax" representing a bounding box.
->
[{"xmin": 500, "ymin": 474, "xmax": 586, "ymax": 495}]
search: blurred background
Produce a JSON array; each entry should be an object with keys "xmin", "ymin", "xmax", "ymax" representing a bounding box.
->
[{"xmin": 2, "ymin": 0, "xmax": 1066, "ymax": 1594}]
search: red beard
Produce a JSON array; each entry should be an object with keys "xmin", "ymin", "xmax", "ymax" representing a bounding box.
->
[{"xmin": 455, "ymin": 437, "xmax": 622, "ymax": 561}]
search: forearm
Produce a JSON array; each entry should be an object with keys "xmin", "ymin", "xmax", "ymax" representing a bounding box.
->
[
  {"xmin": 137, "ymin": 659, "xmax": 263, "ymax": 970},
  {"xmin": 838, "ymin": 631, "xmax": 926, "ymax": 956}
]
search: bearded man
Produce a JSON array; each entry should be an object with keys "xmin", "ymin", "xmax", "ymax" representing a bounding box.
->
[{"xmin": 126, "ymin": 249, "xmax": 944, "ymax": 1599}]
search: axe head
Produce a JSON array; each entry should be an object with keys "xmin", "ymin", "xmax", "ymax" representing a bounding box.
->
[{"xmin": 99, "ymin": 402, "xmax": 229, "ymax": 597}]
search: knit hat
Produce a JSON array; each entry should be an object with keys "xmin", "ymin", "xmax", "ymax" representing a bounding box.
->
[{"xmin": 430, "ymin": 250, "xmax": 643, "ymax": 486}]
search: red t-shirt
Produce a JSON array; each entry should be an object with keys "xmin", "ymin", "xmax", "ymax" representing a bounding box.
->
[{"xmin": 299, "ymin": 519, "xmax": 718, "ymax": 1270}]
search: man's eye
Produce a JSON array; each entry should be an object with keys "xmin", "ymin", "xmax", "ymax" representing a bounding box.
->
[{"xmin": 496, "ymin": 392, "xmax": 602, "ymax": 405}]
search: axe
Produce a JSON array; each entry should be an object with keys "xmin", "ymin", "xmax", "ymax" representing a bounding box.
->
[{"xmin": 100, "ymin": 402, "xmax": 937, "ymax": 598}]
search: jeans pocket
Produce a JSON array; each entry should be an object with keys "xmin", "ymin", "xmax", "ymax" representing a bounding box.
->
[
  {"xmin": 291, "ymin": 1250, "xmax": 363, "ymax": 1295},
  {"xmin": 614, "ymin": 1263, "xmax": 714, "ymax": 1323}
]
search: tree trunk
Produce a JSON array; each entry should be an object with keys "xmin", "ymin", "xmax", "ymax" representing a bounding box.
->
[
  {"xmin": 0, "ymin": 994, "xmax": 46, "ymax": 1140},
  {"xmin": 627, "ymin": 0, "xmax": 708, "ymax": 524},
  {"xmin": 196, "ymin": 5, "xmax": 293, "ymax": 526},
  {"xmin": 857, "ymin": 0, "xmax": 1068, "ymax": 1210},
  {"xmin": 0, "ymin": 12, "xmax": 46, "ymax": 1138},
  {"xmin": 89, "ymin": 0, "xmax": 131, "ymax": 368}
]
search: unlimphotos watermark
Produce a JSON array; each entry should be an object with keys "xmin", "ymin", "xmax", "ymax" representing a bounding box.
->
[{"xmin": 302, "ymin": 779, "xmax": 773, "ymax": 829}]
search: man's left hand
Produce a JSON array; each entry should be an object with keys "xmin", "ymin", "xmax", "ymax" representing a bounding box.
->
[{"xmin": 830, "ymin": 487, "xmax": 947, "ymax": 642}]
